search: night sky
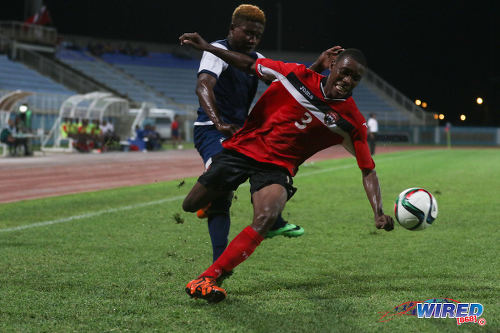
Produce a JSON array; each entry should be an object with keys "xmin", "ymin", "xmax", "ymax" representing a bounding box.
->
[{"xmin": 3, "ymin": 0, "xmax": 499, "ymax": 126}]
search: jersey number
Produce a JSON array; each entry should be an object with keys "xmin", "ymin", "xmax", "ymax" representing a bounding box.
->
[{"xmin": 295, "ymin": 112, "xmax": 312, "ymax": 130}]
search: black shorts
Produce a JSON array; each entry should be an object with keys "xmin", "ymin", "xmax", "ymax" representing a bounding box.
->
[{"xmin": 198, "ymin": 149, "xmax": 297, "ymax": 200}]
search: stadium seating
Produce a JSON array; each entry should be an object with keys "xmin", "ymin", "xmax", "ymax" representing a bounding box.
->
[
  {"xmin": 55, "ymin": 49, "xmax": 414, "ymax": 125},
  {"xmin": 101, "ymin": 52, "xmax": 200, "ymax": 106},
  {"xmin": 0, "ymin": 55, "xmax": 74, "ymax": 95},
  {"xmin": 116, "ymin": 64, "xmax": 199, "ymax": 105},
  {"xmin": 107, "ymin": 52, "xmax": 408, "ymax": 122},
  {"xmin": 56, "ymin": 49, "xmax": 176, "ymax": 108}
]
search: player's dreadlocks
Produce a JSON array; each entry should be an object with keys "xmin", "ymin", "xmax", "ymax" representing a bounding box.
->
[{"xmin": 232, "ymin": 4, "xmax": 266, "ymax": 26}]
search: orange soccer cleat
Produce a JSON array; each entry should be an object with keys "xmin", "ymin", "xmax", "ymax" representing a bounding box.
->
[
  {"xmin": 196, "ymin": 203, "xmax": 211, "ymax": 219},
  {"xmin": 185, "ymin": 277, "xmax": 227, "ymax": 303}
]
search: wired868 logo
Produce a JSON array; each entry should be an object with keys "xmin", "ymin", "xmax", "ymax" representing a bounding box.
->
[{"xmin": 378, "ymin": 298, "xmax": 487, "ymax": 326}]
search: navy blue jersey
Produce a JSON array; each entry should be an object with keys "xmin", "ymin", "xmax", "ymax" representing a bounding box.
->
[{"xmin": 195, "ymin": 39, "xmax": 264, "ymax": 127}]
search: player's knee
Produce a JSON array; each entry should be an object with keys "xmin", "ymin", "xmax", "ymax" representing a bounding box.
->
[
  {"xmin": 182, "ymin": 197, "xmax": 197, "ymax": 213},
  {"xmin": 252, "ymin": 206, "xmax": 279, "ymax": 233}
]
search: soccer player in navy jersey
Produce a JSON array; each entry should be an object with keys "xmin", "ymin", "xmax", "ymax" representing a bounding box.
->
[
  {"xmin": 179, "ymin": 33, "xmax": 394, "ymax": 303},
  {"xmin": 193, "ymin": 4, "xmax": 342, "ymax": 269}
]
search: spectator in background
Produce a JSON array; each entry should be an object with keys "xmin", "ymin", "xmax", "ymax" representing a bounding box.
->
[
  {"xmin": 75, "ymin": 119, "xmax": 93, "ymax": 152},
  {"xmin": 151, "ymin": 126, "xmax": 161, "ymax": 150},
  {"xmin": 367, "ymin": 113, "xmax": 378, "ymax": 155},
  {"xmin": 143, "ymin": 124, "xmax": 161, "ymax": 151},
  {"xmin": 103, "ymin": 43, "xmax": 115, "ymax": 54},
  {"xmin": 0, "ymin": 118, "xmax": 31, "ymax": 156},
  {"xmin": 60, "ymin": 117, "xmax": 70, "ymax": 140},
  {"xmin": 171, "ymin": 115, "xmax": 182, "ymax": 149},
  {"xmin": 100, "ymin": 119, "xmax": 119, "ymax": 151},
  {"xmin": 88, "ymin": 42, "xmax": 104, "ymax": 57},
  {"xmin": 1, "ymin": 119, "xmax": 30, "ymax": 156},
  {"xmin": 18, "ymin": 105, "xmax": 32, "ymax": 131},
  {"xmin": 90, "ymin": 119, "xmax": 102, "ymax": 150},
  {"xmin": 85, "ymin": 41, "xmax": 148, "ymax": 58},
  {"xmin": 128, "ymin": 125, "xmax": 147, "ymax": 152},
  {"xmin": 15, "ymin": 115, "xmax": 27, "ymax": 133},
  {"xmin": 136, "ymin": 46, "xmax": 149, "ymax": 57},
  {"xmin": 68, "ymin": 118, "xmax": 80, "ymax": 139}
]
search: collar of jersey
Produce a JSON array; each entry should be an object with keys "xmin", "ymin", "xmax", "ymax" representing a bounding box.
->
[{"xmin": 320, "ymin": 77, "xmax": 350, "ymax": 101}]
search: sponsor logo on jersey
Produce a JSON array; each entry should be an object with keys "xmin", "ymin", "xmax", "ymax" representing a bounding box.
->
[
  {"xmin": 324, "ymin": 111, "xmax": 339, "ymax": 126},
  {"xmin": 299, "ymin": 85, "xmax": 314, "ymax": 100}
]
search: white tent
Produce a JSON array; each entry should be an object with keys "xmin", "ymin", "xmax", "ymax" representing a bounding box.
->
[{"xmin": 42, "ymin": 91, "xmax": 130, "ymax": 151}]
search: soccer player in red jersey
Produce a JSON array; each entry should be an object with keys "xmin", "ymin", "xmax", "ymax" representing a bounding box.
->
[{"xmin": 179, "ymin": 32, "xmax": 394, "ymax": 303}]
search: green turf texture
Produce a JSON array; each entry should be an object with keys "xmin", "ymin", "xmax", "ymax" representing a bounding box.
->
[{"xmin": 0, "ymin": 148, "xmax": 498, "ymax": 332}]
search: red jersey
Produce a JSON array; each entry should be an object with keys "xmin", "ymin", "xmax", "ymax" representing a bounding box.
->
[
  {"xmin": 171, "ymin": 120, "xmax": 179, "ymax": 131},
  {"xmin": 222, "ymin": 58, "xmax": 374, "ymax": 176}
]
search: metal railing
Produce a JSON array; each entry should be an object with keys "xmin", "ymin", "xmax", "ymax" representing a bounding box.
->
[
  {"xmin": 0, "ymin": 33, "xmax": 11, "ymax": 53},
  {"xmin": 364, "ymin": 68, "xmax": 436, "ymax": 126},
  {"xmin": 14, "ymin": 48, "xmax": 126, "ymax": 97},
  {"xmin": 0, "ymin": 21, "xmax": 57, "ymax": 45}
]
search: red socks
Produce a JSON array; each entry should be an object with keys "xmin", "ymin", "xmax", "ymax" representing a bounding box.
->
[{"xmin": 200, "ymin": 226, "xmax": 264, "ymax": 279}]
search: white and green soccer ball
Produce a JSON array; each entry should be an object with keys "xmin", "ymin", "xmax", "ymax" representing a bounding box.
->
[{"xmin": 394, "ymin": 188, "xmax": 438, "ymax": 230}]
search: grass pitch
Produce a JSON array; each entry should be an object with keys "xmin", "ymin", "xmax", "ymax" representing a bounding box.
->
[{"xmin": 0, "ymin": 148, "xmax": 499, "ymax": 332}]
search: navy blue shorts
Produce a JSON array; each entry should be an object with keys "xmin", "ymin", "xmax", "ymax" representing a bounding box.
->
[
  {"xmin": 194, "ymin": 125, "xmax": 227, "ymax": 167},
  {"xmin": 198, "ymin": 149, "xmax": 297, "ymax": 200}
]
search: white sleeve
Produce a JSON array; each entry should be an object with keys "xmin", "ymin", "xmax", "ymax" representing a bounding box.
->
[
  {"xmin": 256, "ymin": 52, "xmax": 265, "ymax": 59},
  {"xmin": 198, "ymin": 42, "xmax": 228, "ymax": 78}
]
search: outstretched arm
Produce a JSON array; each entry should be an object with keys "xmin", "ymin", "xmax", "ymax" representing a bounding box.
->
[
  {"xmin": 180, "ymin": 32, "xmax": 256, "ymax": 75},
  {"xmin": 362, "ymin": 168, "xmax": 394, "ymax": 231}
]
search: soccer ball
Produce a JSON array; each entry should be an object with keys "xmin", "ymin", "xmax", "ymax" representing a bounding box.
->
[{"xmin": 394, "ymin": 188, "xmax": 438, "ymax": 230}]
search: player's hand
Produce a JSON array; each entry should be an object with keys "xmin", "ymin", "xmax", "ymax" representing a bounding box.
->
[
  {"xmin": 375, "ymin": 214, "xmax": 394, "ymax": 231},
  {"xmin": 309, "ymin": 46, "xmax": 344, "ymax": 73},
  {"xmin": 179, "ymin": 32, "xmax": 210, "ymax": 51},
  {"xmin": 215, "ymin": 123, "xmax": 240, "ymax": 137}
]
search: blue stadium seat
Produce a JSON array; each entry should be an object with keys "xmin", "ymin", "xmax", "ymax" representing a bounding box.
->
[
  {"xmin": 0, "ymin": 55, "xmax": 75, "ymax": 95},
  {"xmin": 56, "ymin": 50, "xmax": 178, "ymax": 108}
]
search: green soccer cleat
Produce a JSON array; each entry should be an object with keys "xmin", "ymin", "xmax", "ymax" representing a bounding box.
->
[{"xmin": 265, "ymin": 223, "xmax": 304, "ymax": 239}]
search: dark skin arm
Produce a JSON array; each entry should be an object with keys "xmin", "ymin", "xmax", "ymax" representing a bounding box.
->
[
  {"xmin": 180, "ymin": 32, "xmax": 261, "ymax": 76},
  {"xmin": 181, "ymin": 32, "xmax": 259, "ymax": 136},
  {"xmin": 185, "ymin": 33, "xmax": 341, "ymax": 136},
  {"xmin": 362, "ymin": 168, "xmax": 394, "ymax": 231},
  {"xmin": 309, "ymin": 46, "xmax": 344, "ymax": 73},
  {"xmin": 196, "ymin": 73, "xmax": 240, "ymax": 137},
  {"xmin": 183, "ymin": 33, "xmax": 346, "ymax": 89}
]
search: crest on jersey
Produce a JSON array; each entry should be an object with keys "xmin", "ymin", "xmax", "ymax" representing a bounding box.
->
[{"xmin": 324, "ymin": 111, "xmax": 339, "ymax": 126}]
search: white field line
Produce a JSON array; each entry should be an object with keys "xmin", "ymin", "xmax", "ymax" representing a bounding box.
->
[
  {"xmin": 0, "ymin": 150, "xmax": 440, "ymax": 233},
  {"xmin": 297, "ymin": 149, "xmax": 439, "ymax": 178},
  {"xmin": 0, "ymin": 196, "xmax": 185, "ymax": 233}
]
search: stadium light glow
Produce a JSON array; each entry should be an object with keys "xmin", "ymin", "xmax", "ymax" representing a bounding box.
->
[
  {"xmin": 460, "ymin": 114, "xmax": 466, "ymax": 121},
  {"xmin": 19, "ymin": 105, "xmax": 28, "ymax": 113},
  {"xmin": 476, "ymin": 97, "xmax": 483, "ymax": 105},
  {"xmin": 421, "ymin": 102, "xmax": 428, "ymax": 108},
  {"xmin": 439, "ymin": 114, "xmax": 445, "ymax": 120},
  {"xmin": 433, "ymin": 114, "xmax": 439, "ymax": 120},
  {"xmin": 415, "ymin": 99, "xmax": 422, "ymax": 106}
]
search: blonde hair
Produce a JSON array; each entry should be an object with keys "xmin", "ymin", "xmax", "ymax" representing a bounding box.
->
[{"xmin": 232, "ymin": 4, "xmax": 266, "ymax": 26}]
